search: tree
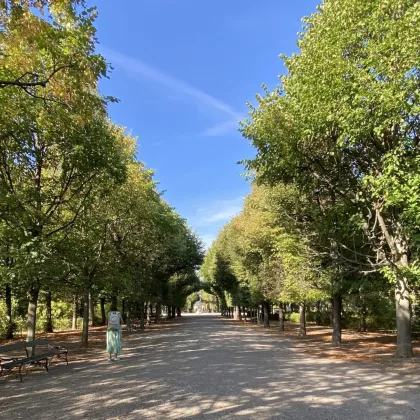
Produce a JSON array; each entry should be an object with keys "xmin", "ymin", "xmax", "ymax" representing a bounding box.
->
[{"xmin": 242, "ymin": 0, "xmax": 420, "ymax": 356}]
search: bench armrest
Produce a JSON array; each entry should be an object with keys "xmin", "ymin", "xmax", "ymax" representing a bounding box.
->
[{"xmin": 0, "ymin": 357, "xmax": 19, "ymax": 363}]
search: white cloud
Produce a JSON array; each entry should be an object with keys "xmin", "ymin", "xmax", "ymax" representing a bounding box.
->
[
  {"xmin": 202, "ymin": 119, "xmax": 240, "ymax": 137},
  {"xmin": 101, "ymin": 47, "xmax": 241, "ymax": 135},
  {"xmin": 196, "ymin": 196, "xmax": 244, "ymax": 225}
]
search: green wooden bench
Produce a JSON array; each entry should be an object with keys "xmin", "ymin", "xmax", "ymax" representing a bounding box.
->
[{"xmin": 0, "ymin": 339, "xmax": 68, "ymax": 382}]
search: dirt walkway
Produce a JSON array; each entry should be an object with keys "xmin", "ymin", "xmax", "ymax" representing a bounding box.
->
[{"xmin": 1, "ymin": 315, "xmax": 420, "ymax": 419}]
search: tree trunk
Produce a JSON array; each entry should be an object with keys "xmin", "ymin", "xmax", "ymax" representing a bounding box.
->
[
  {"xmin": 110, "ymin": 295, "xmax": 118, "ymax": 311},
  {"xmin": 89, "ymin": 292, "xmax": 96, "ymax": 326},
  {"xmin": 126, "ymin": 300, "xmax": 131, "ymax": 332},
  {"xmin": 279, "ymin": 302, "xmax": 285, "ymax": 331},
  {"xmin": 332, "ymin": 294, "xmax": 342, "ymax": 346},
  {"xmin": 72, "ymin": 294, "xmax": 78, "ymax": 330},
  {"xmin": 146, "ymin": 302, "xmax": 151, "ymax": 324},
  {"xmin": 257, "ymin": 306, "xmax": 261, "ymax": 324},
  {"xmin": 26, "ymin": 285, "xmax": 40, "ymax": 355},
  {"xmin": 299, "ymin": 303, "xmax": 306, "ymax": 337},
  {"xmin": 100, "ymin": 297, "xmax": 106, "ymax": 325},
  {"xmin": 81, "ymin": 292, "xmax": 89, "ymax": 348},
  {"xmin": 122, "ymin": 299, "xmax": 126, "ymax": 323},
  {"xmin": 263, "ymin": 301, "xmax": 270, "ymax": 328},
  {"xmin": 234, "ymin": 306, "xmax": 239, "ymax": 320},
  {"xmin": 171, "ymin": 306, "xmax": 176, "ymax": 319},
  {"xmin": 176, "ymin": 307, "xmax": 181, "ymax": 317},
  {"xmin": 395, "ymin": 275, "xmax": 413, "ymax": 357},
  {"xmin": 155, "ymin": 302, "xmax": 162, "ymax": 323},
  {"xmin": 242, "ymin": 306, "xmax": 246, "ymax": 321},
  {"xmin": 315, "ymin": 300, "xmax": 322, "ymax": 326},
  {"xmin": 360, "ymin": 300, "xmax": 367, "ymax": 332},
  {"xmin": 237, "ymin": 306, "xmax": 242, "ymax": 321},
  {"xmin": 5, "ymin": 283, "xmax": 13, "ymax": 339},
  {"xmin": 139, "ymin": 302, "xmax": 145, "ymax": 329},
  {"xmin": 45, "ymin": 290, "xmax": 53, "ymax": 333}
]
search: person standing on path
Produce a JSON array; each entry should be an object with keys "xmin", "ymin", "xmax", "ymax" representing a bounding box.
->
[{"xmin": 107, "ymin": 310, "xmax": 123, "ymax": 361}]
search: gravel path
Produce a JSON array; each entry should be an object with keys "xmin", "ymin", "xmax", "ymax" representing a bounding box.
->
[{"xmin": 1, "ymin": 314, "xmax": 420, "ymax": 419}]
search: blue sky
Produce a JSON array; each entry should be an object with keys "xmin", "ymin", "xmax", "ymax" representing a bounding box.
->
[{"xmin": 92, "ymin": 0, "xmax": 320, "ymax": 248}]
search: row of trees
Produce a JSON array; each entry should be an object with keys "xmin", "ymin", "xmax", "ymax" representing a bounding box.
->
[
  {"xmin": 202, "ymin": 0, "xmax": 420, "ymax": 357},
  {"xmin": 0, "ymin": 1, "xmax": 203, "ymax": 345}
]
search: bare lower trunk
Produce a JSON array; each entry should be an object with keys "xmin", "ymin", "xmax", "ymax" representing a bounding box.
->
[
  {"xmin": 139, "ymin": 302, "xmax": 145, "ymax": 329},
  {"xmin": 100, "ymin": 297, "xmax": 106, "ymax": 325},
  {"xmin": 257, "ymin": 306, "xmax": 261, "ymax": 324},
  {"xmin": 26, "ymin": 285, "xmax": 40, "ymax": 355},
  {"xmin": 72, "ymin": 295, "xmax": 78, "ymax": 330},
  {"xmin": 279, "ymin": 302, "xmax": 285, "ymax": 331},
  {"xmin": 171, "ymin": 306, "xmax": 176, "ymax": 318},
  {"xmin": 81, "ymin": 292, "xmax": 89, "ymax": 348},
  {"xmin": 298, "ymin": 303, "xmax": 306, "ymax": 337},
  {"xmin": 332, "ymin": 294, "xmax": 342, "ymax": 346},
  {"xmin": 360, "ymin": 300, "xmax": 367, "ymax": 332},
  {"xmin": 315, "ymin": 300, "xmax": 322, "ymax": 326},
  {"xmin": 126, "ymin": 300, "xmax": 131, "ymax": 332},
  {"xmin": 5, "ymin": 284, "xmax": 13, "ymax": 339},
  {"xmin": 89, "ymin": 292, "xmax": 96, "ymax": 326},
  {"xmin": 110, "ymin": 295, "xmax": 118, "ymax": 311},
  {"xmin": 146, "ymin": 302, "xmax": 151, "ymax": 324},
  {"xmin": 234, "ymin": 306, "xmax": 241, "ymax": 320},
  {"xmin": 155, "ymin": 302, "xmax": 162, "ymax": 323},
  {"xmin": 45, "ymin": 290, "xmax": 53, "ymax": 333},
  {"xmin": 395, "ymin": 274, "xmax": 413, "ymax": 357},
  {"xmin": 263, "ymin": 301, "xmax": 270, "ymax": 328},
  {"xmin": 176, "ymin": 307, "xmax": 181, "ymax": 317}
]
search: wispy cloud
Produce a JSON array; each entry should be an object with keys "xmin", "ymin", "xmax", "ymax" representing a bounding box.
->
[
  {"xmin": 101, "ymin": 47, "xmax": 241, "ymax": 135},
  {"xmin": 196, "ymin": 196, "xmax": 244, "ymax": 226}
]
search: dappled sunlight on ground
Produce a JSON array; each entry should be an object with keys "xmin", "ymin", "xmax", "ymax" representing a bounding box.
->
[{"xmin": 1, "ymin": 315, "xmax": 420, "ymax": 419}]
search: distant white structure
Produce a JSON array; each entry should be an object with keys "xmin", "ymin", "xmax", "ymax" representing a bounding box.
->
[{"xmin": 193, "ymin": 295, "xmax": 204, "ymax": 313}]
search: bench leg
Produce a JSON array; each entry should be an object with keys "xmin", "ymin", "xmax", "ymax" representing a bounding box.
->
[
  {"xmin": 18, "ymin": 365, "xmax": 23, "ymax": 383},
  {"xmin": 65, "ymin": 353, "xmax": 68, "ymax": 365},
  {"xmin": 45, "ymin": 359, "xmax": 49, "ymax": 372}
]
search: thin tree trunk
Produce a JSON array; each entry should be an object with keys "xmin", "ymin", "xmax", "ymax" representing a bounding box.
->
[
  {"xmin": 237, "ymin": 306, "xmax": 242, "ymax": 321},
  {"xmin": 139, "ymin": 302, "xmax": 145, "ymax": 329},
  {"xmin": 299, "ymin": 302, "xmax": 306, "ymax": 337},
  {"xmin": 89, "ymin": 292, "xmax": 96, "ymax": 326},
  {"xmin": 332, "ymin": 294, "xmax": 342, "ymax": 346},
  {"xmin": 360, "ymin": 300, "xmax": 367, "ymax": 332},
  {"xmin": 110, "ymin": 295, "xmax": 118, "ymax": 311},
  {"xmin": 5, "ymin": 283, "xmax": 13, "ymax": 339},
  {"xmin": 26, "ymin": 285, "xmax": 40, "ymax": 355},
  {"xmin": 146, "ymin": 302, "xmax": 151, "ymax": 324},
  {"xmin": 126, "ymin": 300, "xmax": 131, "ymax": 332},
  {"xmin": 171, "ymin": 306, "xmax": 176, "ymax": 318},
  {"xmin": 81, "ymin": 292, "xmax": 89, "ymax": 348},
  {"xmin": 263, "ymin": 301, "xmax": 270, "ymax": 328},
  {"xmin": 155, "ymin": 302, "xmax": 162, "ymax": 323},
  {"xmin": 72, "ymin": 294, "xmax": 78, "ymax": 330},
  {"xmin": 279, "ymin": 302, "xmax": 285, "ymax": 331},
  {"xmin": 176, "ymin": 307, "xmax": 181, "ymax": 317},
  {"xmin": 257, "ymin": 306, "xmax": 261, "ymax": 324},
  {"xmin": 45, "ymin": 290, "xmax": 53, "ymax": 333},
  {"xmin": 315, "ymin": 300, "xmax": 322, "ymax": 326},
  {"xmin": 100, "ymin": 297, "xmax": 106, "ymax": 325}
]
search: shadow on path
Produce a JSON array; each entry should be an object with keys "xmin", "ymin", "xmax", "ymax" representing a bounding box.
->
[{"xmin": 1, "ymin": 314, "xmax": 419, "ymax": 419}]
